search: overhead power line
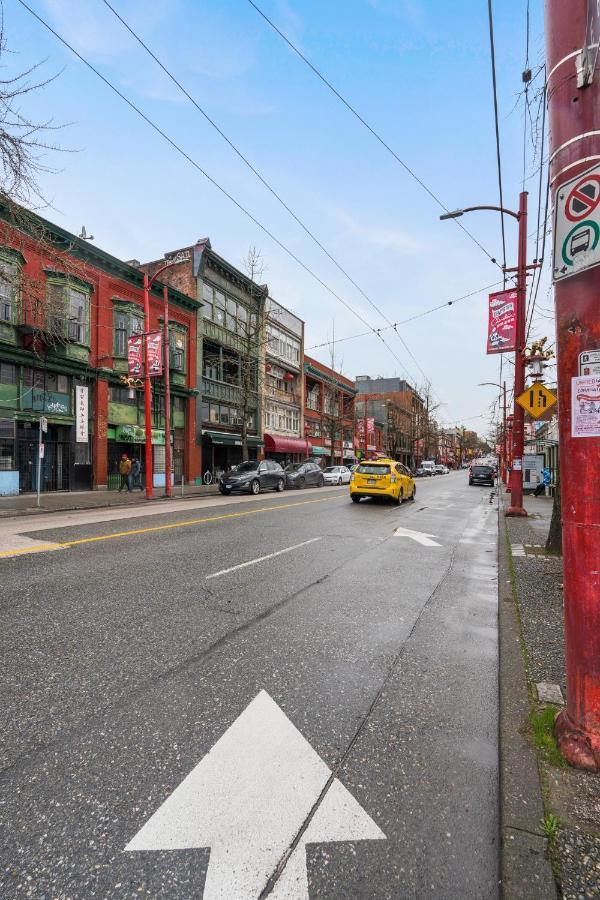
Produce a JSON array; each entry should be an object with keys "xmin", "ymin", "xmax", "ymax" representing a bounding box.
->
[
  {"xmin": 99, "ymin": 0, "xmax": 436, "ymax": 387},
  {"xmin": 245, "ymin": 0, "xmax": 505, "ymax": 273},
  {"xmin": 486, "ymin": 0, "xmax": 507, "ymax": 272},
  {"xmin": 18, "ymin": 0, "xmax": 428, "ymax": 388}
]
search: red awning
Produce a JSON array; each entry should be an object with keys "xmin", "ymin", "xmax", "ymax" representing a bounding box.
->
[{"xmin": 263, "ymin": 433, "xmax": 312, "ymax": 454}]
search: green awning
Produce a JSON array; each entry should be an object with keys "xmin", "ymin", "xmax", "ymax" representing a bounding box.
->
[
  {"xmin": 202, "ymin": 430, "xmax": 263, "ymax": 447},
  {"xmin": 311, "ymin": 446, "xmax": 329, "ymax": 456}
]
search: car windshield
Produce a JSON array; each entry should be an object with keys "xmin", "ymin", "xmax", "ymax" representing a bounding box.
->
[
  {"xmin": 322, "ymin": 467, "xmax": 338, "ymax": 473},
  {"xmin": 472, "ymin": 466, "xmax": 492, "ymax": 473},
  {"xmin": 285, "ymin": 464, "xmax": 302, "ymax": 472},
  {"xmin": 357, "ymin": 464, "xmax": 390, "ymax": 475},
  {"xmin": 233, "ymin": 461, "xmax": 259, "ymax": 473}
]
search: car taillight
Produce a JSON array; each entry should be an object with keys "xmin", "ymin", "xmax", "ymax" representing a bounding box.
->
[{"xmin": 390, "ymin": 474, "xmax": 397, "ymax": 483}]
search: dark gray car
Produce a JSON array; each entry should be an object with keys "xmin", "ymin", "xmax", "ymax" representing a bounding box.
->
[
  {"xmin": 219, "ymin": 459, "xmax": 285, "ymax": 496},
  {"xmin": 285, "ymin": 461, "xmax": 324, "ymax": 489}
]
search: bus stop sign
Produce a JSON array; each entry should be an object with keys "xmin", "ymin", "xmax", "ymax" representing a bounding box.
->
[{"xmin": 554, "ymin": 163, "xmax": 600, "ymax": 281}]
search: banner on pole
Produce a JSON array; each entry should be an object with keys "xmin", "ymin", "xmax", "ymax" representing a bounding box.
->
[
  {"xmin": 486, "ymin": 289, "xmax": 517, "ymax": 354},
  {"xmin": 127, "ymin": 335, "xmax": 144, "ymax": 377},
  {"xmin": 147, "ymin": 332, "xmax": 163, "ymax": 376}
]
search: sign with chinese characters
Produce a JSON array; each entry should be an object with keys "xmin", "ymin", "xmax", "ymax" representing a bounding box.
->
[
  {"xmin": 75, "ymin": 385, "xmax": 88, "ymax": 443},
  {"xmin": 487, "ymin": 289, "xmax": 517, "ymax": 354},
  {"xmin": 571, "ymin": 375, "xmax": 600, "ymax": 437},
  {"xmin": 114, "ymin": 424, "xmax": 169, "ymax": 445},
  {"xmin": 147, "ymin": 332, "xmax": 163, "ymax": 377},
  {"xmin": 128, "ymin": 335, "xmax": 143, "ymax": 377},
  {"xmin": 356, "ymin": 417, "xmax": 375, "ymax": 439},
  {"xmin": 32, "ymin": 389, "xmax": 69, "ymax": 415}
]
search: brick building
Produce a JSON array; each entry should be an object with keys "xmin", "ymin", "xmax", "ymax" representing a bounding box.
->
[
  {"xmin": 304, "ymin": 356, "xmax": 356, "ymax": 465},
  {"xmin": 355, "ymin": 375, "xmax": 424, "ymax": 467},
  {"xmin": 0, "ymin": 202, "xmax": 200, "ymax": 495}
]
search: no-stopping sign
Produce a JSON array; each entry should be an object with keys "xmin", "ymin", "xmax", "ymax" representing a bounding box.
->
[{"xmin": 554, "ymin": 163, "xmax": 600, "ymax": 280}]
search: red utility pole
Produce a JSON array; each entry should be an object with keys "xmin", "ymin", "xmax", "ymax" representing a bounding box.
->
[
  {"xmin": 363, "ymin": 395, "xmax": 369, "ymax": 459},
  {"xmin": 142, "ymin": 272, "xmax": 154, "ymax": 500},
  {"xmin": 546, "ymin": 0, "xmax": 600, "ymax": 771},
  {"xmin": 163, "ymin": 284, "xmax": 172, "ymax": 498},
  {"xmin": 502, "ymin": 381, "xmax": 507, "ymax": 485}
]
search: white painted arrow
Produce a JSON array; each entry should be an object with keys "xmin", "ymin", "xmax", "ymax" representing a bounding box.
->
[
  {"xmin": 393, "ymin": 526, "xmax": 441, "ymax": 547},
  {"xmin": 124, "ymin": 690, "xmax": 385, "ymax": 899}
]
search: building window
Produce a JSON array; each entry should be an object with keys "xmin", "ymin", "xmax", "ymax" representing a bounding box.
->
[
  {"xmin": 47, "ymin": 279, "xmax": 91, "ymax": 344},
  {"xmin": 169, "ymin": 329, "xmax": 187, "ymax": 372},
  {"xmin": 113, "ymin": 304, "xmax": 144, "ymax": 357},
  {"xmin": 109, "ymin": 385, "xmax": 138, "ymax": 405},
  {"xmin": 204, "ymin": 401, "xmax": 254, "ymax": 429},
  {"xmin": 0, "ymin": 362, "xmax": 17, "ymax": 384},
  {"xmin": 0, "ymin": 256, "xmax": 19, "ymax": 323}
]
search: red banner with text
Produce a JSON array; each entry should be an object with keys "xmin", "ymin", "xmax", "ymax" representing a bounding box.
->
[
  {"xmin": 487, "ymin": 289, "xmax": 517, "ymax": 354},
  {"xmin": 127, "ymin": 335, "xmax": 143, "ymax": 377},
  {"xmin": 147, "ymin": 331, "xmax": 163, "ymax": 376}
]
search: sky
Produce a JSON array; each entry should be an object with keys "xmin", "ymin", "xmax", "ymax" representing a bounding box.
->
[{"xmin": 5, "ymin": 0, "xmax": 552, "ymax": 434}]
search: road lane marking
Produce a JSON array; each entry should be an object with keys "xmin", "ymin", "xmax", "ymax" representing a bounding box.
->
[
  {"xmin": 393, "ymin": 526, "xmax": 441, "ymax": 547},
  {"xmin": 0, "ymin": 541, "xmax": 63, "ymax": 559},
  {"xmin": 46, "ymin": 496, "xmax": 339, "ymax": 550},
  {"xmin": 206, "ymin": 537, "xmax": 322, "ymax": 580},
  {"xmin": 125, "ymin": 690, "xmax": 384, "ymax": 899}
]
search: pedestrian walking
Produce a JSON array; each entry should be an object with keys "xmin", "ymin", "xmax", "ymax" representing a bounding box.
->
[
  {"xmin": 131, "ymin": 457, "xmax": 143, "ymax": 491},
  {"xmin": 118, "ymin": 453, "xmax": 132, "ymax": 492}
]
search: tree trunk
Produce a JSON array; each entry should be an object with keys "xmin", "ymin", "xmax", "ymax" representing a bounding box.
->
[
  {"xmin": 545, "ymin": 473, "xmax": 562, "ymax": 555},
  {"xmin": 241, "ymin": 417, "xmax": 249, "ymax": 462}
]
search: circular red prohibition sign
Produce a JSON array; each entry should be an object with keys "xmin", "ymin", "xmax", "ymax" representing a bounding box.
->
[{"xmin": 565, "ymin": 174, "xmax": 600, "ymax": 222}]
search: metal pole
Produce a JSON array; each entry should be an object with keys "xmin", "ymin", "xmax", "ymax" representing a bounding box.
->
[
  {"xmin": 364, "ymin": 395, "xmax": 369, "ymax": 459},
  {"xmin": 163, "ymin": 284, "xmax": 172, "ymax": 498},
  {"xmin": 505, "ymin": 190, "xmax": 528, "ymax": 515},
  {"xmin": 143, "ymin": 272, "xmax": 154, "ymax": 500},
  {"xmin": 36, "ymin": 419, "xmax": 42, "ymax": 508},
  {"xmin": 546, "ymin": 0, "xmax": 600, "ymax": 771},
  {"xmin": 502, "ymin": 381, "xmax": 507, "ymax": 484}
]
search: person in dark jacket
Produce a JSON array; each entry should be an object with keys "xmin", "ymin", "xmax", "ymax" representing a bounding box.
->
[{"xmin": 131, "ymin": 457, "xmax": 143, "ymax": 491}]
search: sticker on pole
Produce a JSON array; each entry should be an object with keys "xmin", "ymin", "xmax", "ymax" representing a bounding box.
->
[
  {"xmin": 554, "ymin": 163, "xmax": 600, "ymax": 280},
  {"xmin": 572, "ymin": 375, "xmax": 600, "ymax": 437}
]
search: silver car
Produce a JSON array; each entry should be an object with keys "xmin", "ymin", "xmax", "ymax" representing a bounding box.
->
[{"xmin": 321, "ymin": 465, "xmax": 352, "ymax": 485}]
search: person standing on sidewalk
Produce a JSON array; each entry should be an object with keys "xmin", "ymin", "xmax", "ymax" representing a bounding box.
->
[
  {"xmin": 118, "ymin": 453, "xmax": 132, "ymax": 492},
  {"xmin": 131, "ymin": 457, "xmax": 143, "ymax": 492}
]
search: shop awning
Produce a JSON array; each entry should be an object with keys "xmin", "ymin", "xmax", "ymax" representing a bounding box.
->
[
  {"xmin": 202, "ymin": 430, "xmax": 263, "ymax": 447},
  {"xmin": 311, "ymin": 446, "xmax": 329, "ymax": 456},
  {"xmin": 263, "ymin": 433, "xmax": 312, "ymax": 454}
]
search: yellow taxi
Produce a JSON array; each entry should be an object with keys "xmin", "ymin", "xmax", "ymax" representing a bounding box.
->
[{"xmin": 350, "ymin": 458, "xmax": 416, "ymax": 504}]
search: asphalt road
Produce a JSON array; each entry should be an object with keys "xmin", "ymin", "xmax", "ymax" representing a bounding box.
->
[{"xmin": 0, "ymin": 472, "xmax": 499, "ymax": 899}]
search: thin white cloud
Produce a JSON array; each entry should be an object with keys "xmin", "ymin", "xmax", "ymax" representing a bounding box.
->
[{"xmin": 332, "ymin": 207, "xmax": 421, "ymax": 255}]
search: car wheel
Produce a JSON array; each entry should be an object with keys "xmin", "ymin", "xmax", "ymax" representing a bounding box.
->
[
  {"xmin": 251, "ymin": 479, "xmax": 260, "ymax": 495},
  {"xmin": 219, "ymin": 486, "xmax": 230, "ymax": 496},
  {"xmin": 410, "ymin": 486, "xmax": 416, "ymax": 500},
  {"xmin": 394, "ymin": 489, "xmax": 403, "ymax": 505},
  {"xmin": 298, "ymin": 477, "xmax": 305, "ymax": 490},
  {"xmin": 276, "ymin": 478, "xmax": 284, "ymax": 492},
  {"xmin": 318, "ymin": 476, "xmax": 324, "ymax": 487},
  {"xmin": 351, "ymin": 494, "xmax": 361, "ymax": 503},
  {"xmin": 337, "ymin": 476, "xmax": 342, "ymax": 485}
]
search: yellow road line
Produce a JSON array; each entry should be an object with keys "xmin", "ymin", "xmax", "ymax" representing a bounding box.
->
[
  {"xmin": 0, "ymin": 543, "xmax": 62, "ymax": 558},
  {"xmin": 57, "ymin": 495, "xmax": 341, "ymax": 549}
]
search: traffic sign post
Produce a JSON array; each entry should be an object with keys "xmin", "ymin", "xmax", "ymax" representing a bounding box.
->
[
  {"xmin": 515, "ymin": 384, "xmax": 557, "ymax": 419},
  {"xmin": 553, "ymin": 164, "xmax": 600, "ymax": 280}
]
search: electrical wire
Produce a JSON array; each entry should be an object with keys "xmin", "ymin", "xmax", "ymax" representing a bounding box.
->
[
  {"xmin": 99, "ymin": 0, "xmax": 437, "ymax": 389},
  {"xmin": 17, "ymin": 0, "xmax": 429, "ymax": 390},
  {"xmin": 246, "ymin": 0, "xmax": 505, "ymax": 273},
  {"xmin": 487, "ymin": 0, "xmax": 507, "ymax": 272}
]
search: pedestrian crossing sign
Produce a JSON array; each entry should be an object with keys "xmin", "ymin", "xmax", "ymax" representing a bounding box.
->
[{"xmin": 516, "ymin": 384, "xmax": 557, "ymax": 418}]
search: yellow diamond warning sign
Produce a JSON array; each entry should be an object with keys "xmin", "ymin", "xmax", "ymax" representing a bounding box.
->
[{"xmin": 516, "ymin": 383, "xmax": 557, "ymax": 418}]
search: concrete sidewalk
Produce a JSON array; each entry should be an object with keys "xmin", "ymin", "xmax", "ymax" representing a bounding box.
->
[{"xmin": 0, "ymin": 483, "xmax": 220, "ymax": 518}]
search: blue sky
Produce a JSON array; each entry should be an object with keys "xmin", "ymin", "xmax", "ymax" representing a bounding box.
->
[{"xmin": 6, "ymin": 0, "xmax": 550, "ymax": 430}]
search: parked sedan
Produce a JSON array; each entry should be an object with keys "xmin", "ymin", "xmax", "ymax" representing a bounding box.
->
[
  {"xmin": 219, "ymin": 459, "xmax": 285, "ymax": 495},
  {"xmin": 321, "ymin": 465, "xmax": 352, "ymax": 485},
  {"xmin": 415, "ymin": 467, "xmax": 433, "ymax": 477},
  {"xmin": 285, "ymin": 461, "xmax": 324, "ymax": 489},
  {"xmin": 469, "ymin": 464, "xmax": 495, "ymax": 487}
]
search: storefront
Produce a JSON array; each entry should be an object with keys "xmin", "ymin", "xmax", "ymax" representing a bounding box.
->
[
  {"xmin": 107, "ymin": 423, "xmax": 175, "ymax": 490},
  {"xmin": 201, "ymin": 430, "xmax": 263, "ymax": 480},
  {"xmin": 263, "ymin": 433, "xmax": 311, "ymax": 466}
]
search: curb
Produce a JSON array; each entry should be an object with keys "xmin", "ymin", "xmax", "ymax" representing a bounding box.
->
[
  {"xmin": 498, "ymin": 502, "xmax": 557, "ymax": 898},
  {"xmin": 0, "ymin": 487, "xmax": 221, "ymax": 518}
]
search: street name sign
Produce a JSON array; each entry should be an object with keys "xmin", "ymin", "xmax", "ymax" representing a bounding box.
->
[
  {"xmin": 516, "ymin": 384, "xmax": 557, "ymax": 419},
  {"xmin": 125, "ymin": 690, "xmax": 385, "ymax": 899},
  {"xmin": 554, "ymin": 164, "xmax": 600, "ymax": 280}
]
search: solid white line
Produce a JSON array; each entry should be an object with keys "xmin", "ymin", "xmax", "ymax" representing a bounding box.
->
[{"xmin": 206, "ymin": 537, "xmax": 322, "ymax": 579}]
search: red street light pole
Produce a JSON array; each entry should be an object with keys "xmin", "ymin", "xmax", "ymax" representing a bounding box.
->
[
  {"xmin": 546, "ymin": 0, "xmax": 600, "ymax": 771},
  {"xmin": 142, "ymin": 261, "xmax": 179, "ymax": 501},
  {"xmin": 441, "ymin": 199, "xmax": 534, "ymax": 515},
  {"xmin": 478, "ymin": 380, "xmax": 508, "ymax": 483}
]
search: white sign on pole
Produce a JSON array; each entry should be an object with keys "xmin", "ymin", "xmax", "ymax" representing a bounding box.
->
[
  {"xmin": 40, "ymin": 416, "xmax": 48, "ymax": 434},
  {"xmin": 571, "ymin": 375, "xmax": 600, "ymax": 437},
  {"xmin": 39, "ymin": 443, "xmax": 45, "ymax": 459},
  {"xmin": 125, "ymin": 690, "xmax": 385, "ymax": 899},
  {"xmin": 554, "ymin": 163, "xmax": 600, "ymax": 280},
  {"xmin": 579, "ymin": 350, "xmax": 600, "ymax": 376},
  {"xmin": 75, "ymin": 385, "xmax": 88, "ymax": 443}
]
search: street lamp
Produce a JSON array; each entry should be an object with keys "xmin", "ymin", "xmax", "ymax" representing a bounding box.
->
[
  {"xmin": 142, "ymin": 256, "xmax": 185, "ymax": 500},
  {"xmin": 440, "ymin": 195, "xmax": 539, "ymax": 516}
]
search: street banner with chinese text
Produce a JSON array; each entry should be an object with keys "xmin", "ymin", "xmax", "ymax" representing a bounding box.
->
[
  {"xmin": 127, "ymin": 335, "xmax": 143, "ymax": 377},
  {"xmin": 75, "ymin": 385, "xmax": 88, "ymax": 443},
  {"xmin": 147, "ymin": 332, "xmax": 163, "ymax": 377},
  {"xmin": 487, "ymin": 289, "xmax": 517, "ymax": 354}
]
